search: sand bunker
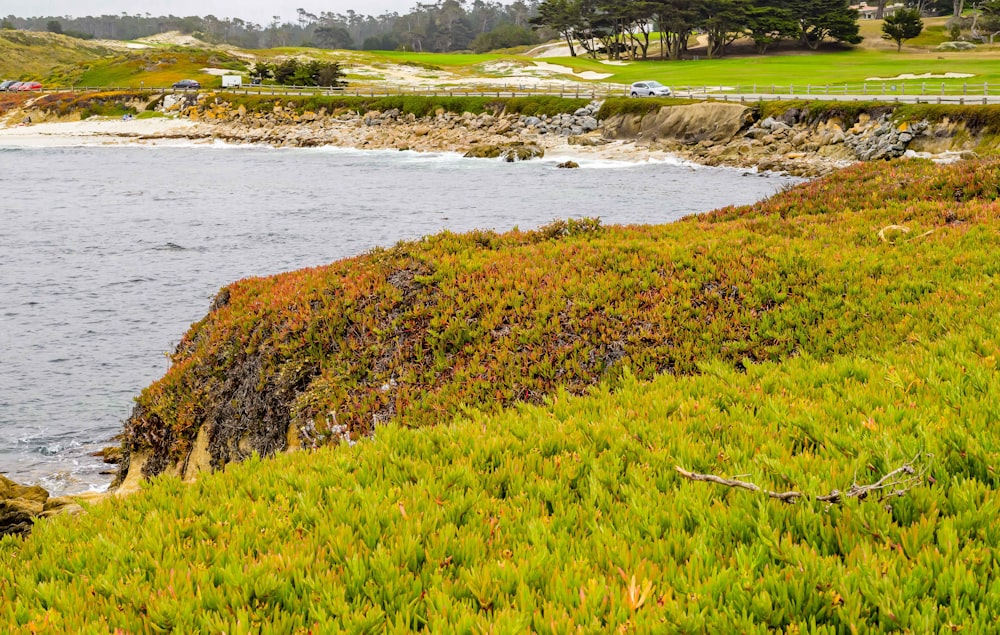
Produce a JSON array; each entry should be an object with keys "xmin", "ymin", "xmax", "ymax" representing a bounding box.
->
[
  {"xmin": 525, "ymin": 42, "xmax": 575, "ymax": 58},
  {"xmin": 480, "ymin": 61, "xmax": 612, "ymax": 81},
  {"xmin": 531, "ymin": 62, "xmax": 612, "ymax": 80},
  {"xmin": 201, "ymin": 68, "xmax": 240, "ymax": 76},
  {"xmin": 865, "ymin": 72, "xmax": 975, "ymax": 81}
]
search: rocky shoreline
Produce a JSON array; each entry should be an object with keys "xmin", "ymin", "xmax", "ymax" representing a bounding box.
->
[
  {"xmin": 1, "ymin": 93, "xmax": 985, "ymax": 176},
  {"xmin": 148, "ymin": 93, "xmax": 982, "ymax": 177}
]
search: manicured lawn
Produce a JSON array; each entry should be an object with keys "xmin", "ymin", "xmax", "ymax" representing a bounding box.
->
[{"xmin": 540, "ymin": 48, "xmax": 1000, "ymax": 90}]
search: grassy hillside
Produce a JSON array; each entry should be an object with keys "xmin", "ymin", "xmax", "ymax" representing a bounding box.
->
[
  {"xmin": 0, "ymin": 30, "xmax": 113, "ymax": 82},
  {"xmin": 74, "ymin": 50, "xmax": 247, "ymax": 89},
  {"xmin": 2, "ymin": 158, "xmax": 999, "ymax": 632}
]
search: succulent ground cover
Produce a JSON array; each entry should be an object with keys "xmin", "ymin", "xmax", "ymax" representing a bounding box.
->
[
  {"xmin": 118, "ymin": 158, "xmax": 1000, "ymax": 480},
  {"xmin": 2, "ymin": 158, "xmax": 999, "ymax": 632}
]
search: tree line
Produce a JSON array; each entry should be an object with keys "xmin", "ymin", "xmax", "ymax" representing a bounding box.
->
[
  {"xmin": 2, "ymin": 0, "xmax": 976, "ymax": 57},
  {"xmin": 3, "ymin": 1, "xmax": 545, "ymax": 53},
  {"xmin": 531, "ymin": 0, "xmax": 870, "ymax": 59}
]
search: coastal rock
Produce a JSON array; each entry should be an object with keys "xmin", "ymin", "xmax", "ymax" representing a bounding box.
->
[
  {"xmin": 502, "ymin": 144, "xmax": 544, "ymax": 161},
  {"xmin": 601, "ymin": 102, "xmax": 754, "ymax": 146},
  {"xmin": 567, "ymin": 134, "xmax": 608, "ymax": 146},
  {"xmin": 29, "ymin": 94, "xmax": 988, "ymax": 489},
  {"xmin": 1, "ymin": 474, "xmax": 49, "ymax": 537},
  {"xmin": 463, "ymin": 143, "xmax": 544, "ymax": 161},
  {"xmin": 112, "ymin": 94, "xmax": 990, "ymax": 204},
  {"xmin": 520, "ymin": 101, "xmax": 603, "ymax": 137},
  {"xmin": 556, "ymin": 160, "xmax": 580, "ymax": 168}
]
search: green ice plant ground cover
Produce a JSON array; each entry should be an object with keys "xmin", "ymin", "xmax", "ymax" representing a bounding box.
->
[
  {"xmin": 2, "ymin": 336, "xmax": 998, "ymax": 632},
  {"xmin": 2, "ymin": 158, "xmax": 1000, "ymax": 632},
  {"xmin": 121, "ymin": 158, "xmax": 1000, "ymax": 466}
]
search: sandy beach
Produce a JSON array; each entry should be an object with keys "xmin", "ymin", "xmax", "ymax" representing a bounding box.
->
[
  {"xmin": 0, "ymin": 117, "xmax": 209, "ymax": 147},
  {"xmin": 0, "ymin": 113, "xmax": 681, "ymax": 166}
]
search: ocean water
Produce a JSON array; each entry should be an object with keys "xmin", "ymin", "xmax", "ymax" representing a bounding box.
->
[{"xmin": 0, "ymin": 143, "xmax": 802, "ymax": 494}]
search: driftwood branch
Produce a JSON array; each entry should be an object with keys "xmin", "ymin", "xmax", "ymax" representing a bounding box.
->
[
  {"xmin": 676, "ymin": 454, "xmax": 929, "ymax": 505},
  {"xmin": 674, "ymin": 466, "xmax": 804, "ymax": 503}
]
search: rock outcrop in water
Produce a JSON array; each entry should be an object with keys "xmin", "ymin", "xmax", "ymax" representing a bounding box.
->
[{"xmin": 463, "ymin": 142, "xmax": 544, "ymax": 161}]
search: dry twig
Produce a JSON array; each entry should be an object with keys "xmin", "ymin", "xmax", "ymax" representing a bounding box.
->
[
  {"xmin": 675, "ymin": 454, "xmax": 929, "ymax": 505},
  {"xmin": 674, "ymin": 466, "xmax": 804, "ymax": 503},
  {"xmin": 815, "ymin": 454, "xmax": 927, "ymax": 504}
]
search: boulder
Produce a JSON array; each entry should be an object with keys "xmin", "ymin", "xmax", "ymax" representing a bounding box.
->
[
  {"xmin": 556, "ymin": 160, "xmax": 580, "ymax": 168},
  {"xmin": 463, "ymin": 143, "xmax": 544, "ymax": 161},
  {"xmin": 1, "ymin": 474, "xmax": 49, "ymax": 537},
  {"xmin": 567, "ymin": 134, "xmax": 608, "ymax": 146},
  {"xmin": 501, "ymin": 144, "xmax": 544, "ymax": 162}
]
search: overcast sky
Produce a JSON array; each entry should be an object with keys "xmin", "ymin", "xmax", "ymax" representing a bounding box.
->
[{"xmin": 5, "ymin": 1, "xmax": 417, "ymax": 26}]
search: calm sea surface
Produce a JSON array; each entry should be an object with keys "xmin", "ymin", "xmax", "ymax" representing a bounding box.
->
[{"xmin": 0, "ymin": 143, "xmax": 801, "ymax": 494}]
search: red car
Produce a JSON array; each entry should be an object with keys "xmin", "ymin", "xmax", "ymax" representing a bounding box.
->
[{"xmin": 16, "ymin": 82, "xmax": 42, "ymax": 91}]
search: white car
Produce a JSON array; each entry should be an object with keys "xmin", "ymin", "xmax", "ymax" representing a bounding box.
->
[{"xmin": 629, "ymin": 81, "xmax": 672, "ymax": 97}]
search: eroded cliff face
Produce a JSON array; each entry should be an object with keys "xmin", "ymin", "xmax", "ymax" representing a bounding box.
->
[
  {"xmin": 601, "ymin": 102, "xmax": 756, "ymax": 145},
  {"xmin": 113, "ymin": 255, "xmax": 443, "ymax": 491},
  {"xmin": 599, "ymin": 102, "xmax": 991, "ymax": 176}
]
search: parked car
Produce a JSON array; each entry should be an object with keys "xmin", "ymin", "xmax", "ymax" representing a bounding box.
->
[
  {"xmin": 0, "ymin": 80, "xmax": 17, "ymax": 91},
  {"xmin": 172, "ymin": 79, "xmax": 201, "ymax": 90},
  {"xmin": 629, "ymin": 81, "xmax": 672, "ymax": 97},
  {"xmin": 16, "ymin": 81, "xmax": 42, "ymax": 92},
  {"xmin": 5, "ymin": 82, "xmax": 24, "ymax": 92}
]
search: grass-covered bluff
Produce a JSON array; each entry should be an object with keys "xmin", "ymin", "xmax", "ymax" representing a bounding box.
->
[
  {"xmin": 2, "ymin": 157, "xmax": 1000, "ymax": 631},
  {"xmin": 117, "ymin": 158, "xmax": 999, "ymax": 484}
]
